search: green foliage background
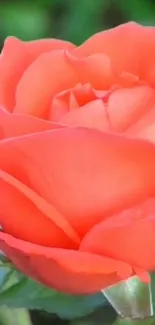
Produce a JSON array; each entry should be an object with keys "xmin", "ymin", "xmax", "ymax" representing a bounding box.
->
[
  {"xmin": 1, "ymin": 0, "xmax": 155, "ymax": 47},
  {"xmin": 0, "ymin": 0, "xmax": 155, "ymax": 324}
]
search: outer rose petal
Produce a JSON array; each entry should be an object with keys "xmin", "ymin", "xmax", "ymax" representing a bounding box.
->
[
  {"xmin": 14, "ymin": 52, "xmax": 115, "ymax": 117},
  {"xmin": 0, "ymin": 178, "xmax": 77, "ymax": 249},
  {"xmin": 73, "ymin": 22, "xmax": 155, "ymax": 82},
  {"xmin": 25, "ymin": 38, "xmax": 75, "ymax": 59},
  {"xmin": 14, "ymin": 51, "xmax": 80, "ymax": 117},
  {"xmin": 0, "ymin": 107, "xmax": 61, "ymax": 139},
  {"xmin": 0, "ymin": 37, "xmax": 29, "ymax": 111},
  {"xmin": 80, "ymin": 199, "xmax": 155, "ymax": 271},
  {"xmin": 0, "ymin": 37, "xmax": 75, "ymax": 111},
  {"xmin": 73, "ymin": 22, "xmax": 142, "ymax": 75},
  {"xmin": 0, "ymin": 232, "xmax": 133, "ymax": 294},
  {"xmin": 1, "ymin": 128, "xmax": 155, "ymax": 237},
  {"xmin": 0, "ymin": 169, "xmax": 80, "ymax": 247}
]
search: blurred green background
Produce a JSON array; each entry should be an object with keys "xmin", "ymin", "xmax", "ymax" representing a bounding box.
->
[
  {"xmin": 1, "ymin": 0, "xmax": 155, "ymax": 48},
  {"xmin": 0, "ymin": 0, "xmax": 155, "ymax": 324}
]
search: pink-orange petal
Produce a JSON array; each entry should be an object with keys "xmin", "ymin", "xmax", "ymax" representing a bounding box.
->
[
  {"xmin": 0, "ymin": 37, "xmax": 30, "ymax": 111},
  {"xmin": 59, "ymin": 99, "xmax": 110, "ymax": 131},
  {"xmin": 50, "ymin": 83, "xmax": 107, "ymax": 121},
  {"xmin": 0, "ymin": 169, "xmax": 80, "ymax": 247},
  {"xmin": 0, "ymin": 107, "xmax": 60, "ymax": 139},
  {"xmin": 0, "ymin": 232, "xmax": 133, "ymax": 294},
  {"xmin": 25, "ymin": 38, "xmax": 75, "ymax": 59},
  {"xmin": 1, "ymin": 128, "xmax": 155, "ymax": 238},
  {"xmin": 73, "ymin": 22, "xmax": 142, "ymax": 75},
  {"xmin": 107, "ymin": 85, "xmax": 155, "ymax": 132},
  {"xmin": 15, "ymin": 51, "xmax": 115, "ymax": 118},
  {"xmin": 80, "ymin": 198, "xmax": 155, "ymax": 270},
  {"xmin": 14, "ymin": 50, "xmax": 79, "ymax": 117},
  {"xmin": 73, "ymin": 22, "xmax": 155, "ymax": 83},
  {"xmin": 0, "ymin": 37, "xmax": 75, "ymax": 112},
  {"xmin": 125, "ymin": 104, "xmax": 155, "ymax": 143},
  {"xmin": 65, "ymin": 52, "xmax": 116, "ymax": 89}
]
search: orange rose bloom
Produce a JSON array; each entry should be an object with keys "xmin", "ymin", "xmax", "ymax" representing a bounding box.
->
[{"xmin": 0, "ymin": 22, "xmax": 155, "ymax": 294}]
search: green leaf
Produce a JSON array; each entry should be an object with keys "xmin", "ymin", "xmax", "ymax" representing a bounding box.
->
[
  {"xmin": 0, "ymin": 308, "xmax": 32, "ymax": 325},
  {"xmin": 0, "ymin": 267, "xmax": 107, "ymax": 319},
  {"xmin": 114, "ymin": 316, "xmax": 155, "ymax": 325}
]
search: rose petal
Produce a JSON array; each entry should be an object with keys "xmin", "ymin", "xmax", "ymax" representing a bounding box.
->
[
  {"xmin": 125, "ymin": 104, "xmax": 155, "ymax": 143},
  {"xmin": 73, "ymin": 22, "xmax": 142, "ymax": 75},
  {"xmin": 15, "ymin": 52, "xmax": 115, "ymax": 118},
  {"xmin": 0, "ymin": 107, "xmax": 60, "ymax": 139},
  {"xmin": 136, "ymin": 122, "xmax": 155, "ymax": 143},
  {"xmin": 0, "ymin": 169, "xmax": 80, "ymax": 247},
  {"xmin": 0, "ymin": 232, "xmax": 133, "ymax": 294},
  {"xmin": 14, "ymin": 51, "xmax": 80, "ymax": 117},
  {"xmin": 1, "ymin": 128, "xmax": 155, "ymax": 238},
  {"xmin": 25, "ymin": 38, "xmax": 75, "ymax": 59},
  {"xmin": 107, "ymin": 85, "xmax": 155, "ymax": 132},
  {"xmin": 65, "ymin": 52, "xmax": 116, "ymax": 89},
  {"xmin": 80, "ymin": 198, "xmax": 155, "ymax": 270},
  {"xmin": 73, "ymin": 22, "xmax": 155, "ymax": 81},
  {"xmin": 0, "ymin": 179, "xmax": 76, "ymax": 249},
  {"xmin": 0, "ymin": 37, "xmax": 74, "ymax": 111},
  {"xmin": 50, "ymin": 83, "xmax": 107, "ymax": 121},
  {"xmin": 51, "ymin": 83, "xmax": 97, "ymax": 115},
  {"xmin": 51, "ymin": 89, "xmax": 79, "ymax": 121},
  {"xmin": 59, "ymin": 99, "xmax": 110, "ymax": 131},
  {"xmin": 73, "ymin": 22, "xmax": 155, "ymax": 85},
  {"xmin": 0, "ymin": 37, "xmax": 29, "ymax": 111}
]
